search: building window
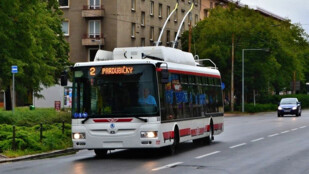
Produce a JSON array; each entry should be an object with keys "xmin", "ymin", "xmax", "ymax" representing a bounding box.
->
[
  {"xmin": 131, "ymin": 0, "xmax": 136, "ymax": 11},
  {"xmin": 204, "ymin": 9, "xmax": 208, "ymax": 19},
  {"xmin": 195, "ymin": 14, "xmax": 198, "ymax": 24},
  {"xmin": 61, "ymin": 21, "xmax": 69, "ymax": 36},
  {"xmin": 150, "ymin": 26, "xmax": 154, "ymax": 41},
  {"xmin": 89, "ymin": 20, "xmax": 101, "ymax": 38},
  {"xmin": 59, "ymin": 0, "xmax": 69, "ymax": 8},
  {"xmin": 194, "ymin": 0, "xmax": 198, "ymax": 6},
  {"xmin": 174, "ymin": 9, "xmax": 178, "ymax": 22},
  {"xmin": 166, "ymin": 30, "xmax": 170, "ymax": 45},
  {"xmin": 141, "ymin": 38, "xmax": 145, "ymax": 46},
  {"xmin": 141, "ymin": 11, "xmax": 145, "ymax": 27},
  {"xmin": 150, "ymin": 1, "xmax": 154, "ymax": 16},
  {"xmin": 158, "ymin": 3, "xmax": 162, "ymax": 18},
  {"xmin": 210, "ymin": 2, "xmax": 213, "ymax": 9},
  {"xmin": 131, "ymin": 23, "xmax": 136, "ymax": 38},
  {"xmin": 167, "ymin": 6, "xmax": 170, "ymax": 21},
  {"xmin": 89, "ymin": 0, "xmax": 100, "ymax": 9}
]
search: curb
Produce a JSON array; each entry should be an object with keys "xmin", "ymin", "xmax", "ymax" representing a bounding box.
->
[{"xmin": 0, "ymin": 148, "xmax": 78, "ymax": 164}]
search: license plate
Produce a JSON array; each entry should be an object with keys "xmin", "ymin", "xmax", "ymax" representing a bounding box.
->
[{"xmin": 284, "ymin": 110, "xmax": 290, "ymax": 112}]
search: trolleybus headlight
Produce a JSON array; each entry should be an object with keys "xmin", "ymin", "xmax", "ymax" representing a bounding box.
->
[
  {"xmin": 73, "ymin": 133, "xmax": 86, "ymax": 140},
  {"xmin": 141, "ymin": 131, "xmax": 158, "ymax": 138}
]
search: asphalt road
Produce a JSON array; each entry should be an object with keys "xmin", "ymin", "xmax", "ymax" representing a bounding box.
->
[{"xmin": 1, "ymin": 110, "xmax": 309, "ymax": 174}]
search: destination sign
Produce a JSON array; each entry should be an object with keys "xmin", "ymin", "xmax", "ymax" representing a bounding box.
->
[{"xmin": 102, "ymin": 66, "xmax": 134, "ymax": 75}]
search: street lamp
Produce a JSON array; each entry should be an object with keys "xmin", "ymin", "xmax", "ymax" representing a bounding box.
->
[{"xmin": 242, "ymin": 48, "xmax": 269, "ymax": 112}]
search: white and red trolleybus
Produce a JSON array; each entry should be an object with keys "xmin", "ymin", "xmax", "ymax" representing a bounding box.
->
[{"xmin": 67, "ymin": 46, "xmax": 224, "ymax": 157}]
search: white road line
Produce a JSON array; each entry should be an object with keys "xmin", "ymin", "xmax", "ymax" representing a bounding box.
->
[
  {"xmin": 291, "ymin": 128, "xmax": 298, "ymax": 131},
  {"xmin": 299, "ymin": 126, "xmax": 307, "ymax": 129},
  {"xmin": 268, "ymin": 133, "xmax": 279, "ymax": 137},
  {"xmin": 195, "ymin": 151, "xmax": 221, "ymax": 159},
  {"xmin": 281, "ymin": 130, "xmax": 290, "ymax": 134},
  {"xmin": 152, "ymin": 162, "xmax": 183, "ymax": 171},
  {"xmin": 251, "ymin": 137, "xmax": 264, "ymax": 142},
  {"xmin": 230, "ymin": 143, "xmax": 247, "ymax": 149}
]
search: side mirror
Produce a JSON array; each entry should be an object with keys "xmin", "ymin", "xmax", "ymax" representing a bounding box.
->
[
  {"xmin": 61, "ymin": 71, "xmax": 68, "ymax": 86},
  {"xmin": 161, "ymin": 69, "xmax": 169, "ymax": 84}
]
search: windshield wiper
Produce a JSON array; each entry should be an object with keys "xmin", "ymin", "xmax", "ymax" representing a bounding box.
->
[{"xmin": 81, "ymin": 114, "xmax": 95, "ymax": 124}]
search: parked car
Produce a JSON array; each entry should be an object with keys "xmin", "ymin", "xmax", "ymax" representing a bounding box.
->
[{"xmin": 277, "ymin": 98, "xmax": 301, "ymax": 117}]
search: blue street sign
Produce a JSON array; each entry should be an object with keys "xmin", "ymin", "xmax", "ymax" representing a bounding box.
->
[{"xmin": 12, "ymin": 65, "xmax": 18, "ymax": 74}]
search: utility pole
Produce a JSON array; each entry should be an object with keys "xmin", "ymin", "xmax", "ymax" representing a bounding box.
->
[
  {"xmin": 231, "ymin": 33, "xmax": 235, "ymax": 112},
  {"xmin": 293, "ymin": 71, "xmax": 296, "ymax": 94}
]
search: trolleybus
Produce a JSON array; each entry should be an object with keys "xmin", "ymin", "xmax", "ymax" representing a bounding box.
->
[{"xmin": 63, "ymin": 46, "xmax": 224, "ymax": 157}]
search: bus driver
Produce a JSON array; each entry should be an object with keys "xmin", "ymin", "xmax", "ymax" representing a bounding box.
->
[{"xmin": 138, "ymin": 88, "xmax": 157, "ymax": 106}]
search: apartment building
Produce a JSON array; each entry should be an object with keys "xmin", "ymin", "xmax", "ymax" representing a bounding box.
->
[
  {"xmin": 200, "ymin": 0, "xmax": 286, "ymax": 21},
  {"xmin": 60, "ymin": 0, "xmax": 201, "ymax": 63}
]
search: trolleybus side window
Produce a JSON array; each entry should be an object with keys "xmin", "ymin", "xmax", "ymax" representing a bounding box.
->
[{"xmin": 159, "ymin": 72, "xmax": 223, "ymax": 122}]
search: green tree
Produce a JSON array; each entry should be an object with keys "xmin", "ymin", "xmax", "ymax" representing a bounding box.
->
[
  {"xmin": 0, "ymin": 0, "xmax": 70, "ymax": 109},
  {"xmin": 181, "ymin": 4, "xmax": 309, "ymax": 107}
]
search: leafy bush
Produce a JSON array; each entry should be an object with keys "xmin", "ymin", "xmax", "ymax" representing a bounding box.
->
[
  {"xmin": 257, "ymin": 94, "xmax": 309, "ymax": 108},
  {"xmin": 243, "ymin": 103, "xmax": 277, "ymax": 113},
  {"xmin": 0, "ymin": 107, "xmax": 71, "ymax": 126},
  {"xmin": 0, "ymin": 123, "xmax": 72, "ymax": 156}
]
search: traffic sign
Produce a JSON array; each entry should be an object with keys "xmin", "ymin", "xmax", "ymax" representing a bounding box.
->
[{"xmin": 12, "ymin": 65, "xmax": 18, "ymax": 74}]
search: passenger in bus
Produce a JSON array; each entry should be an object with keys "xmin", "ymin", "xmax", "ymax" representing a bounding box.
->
[{"xmin": 138, "ymin": 88, "xmax": 157, "ymax": 106}]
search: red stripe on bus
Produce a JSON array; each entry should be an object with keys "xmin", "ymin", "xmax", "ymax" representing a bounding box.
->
[
  {"xmin": 206, "ymin": 125, "xmax": 210, "ymax": 132},
  {"xmin": 93, "ymin": 118, "xmax": 133, "ymax": 123},
  {"xmin": 191, "ymin": 129, "xmax": 197, "ymax": 136},
  {"xmin": 163, "ymin": 131, "xmax": 174, "ymax": 140},
  {"xmin": 214, "ymin": 123, "xmax": 223, "ymax": 130},
  {"xmin": 180, "ymin": 128, "xmax": 191, "ymax": 137},
  {"xmin": 156, "ymin": 68, "xmax": 221, "ymax": 78}
]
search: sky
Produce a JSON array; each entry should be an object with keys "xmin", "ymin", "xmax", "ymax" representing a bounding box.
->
[{"xmin": 239, "ymin": 0, "xmax": 309, "ymax": 35}]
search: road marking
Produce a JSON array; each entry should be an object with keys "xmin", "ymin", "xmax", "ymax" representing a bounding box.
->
[
  {"xmin": 251, "ymin": 137, "xmax": 264, "ymax": 142},
  {"xmin": 281, "ymin": 130, "xmax": 290, "ymax": 134},
  {"xmin": 152, "ymin": 162, "xmax": 183, "ymax": 171},
  {"xmin": 299, "ymin": 126, "xmax": 307, "ymax": 129},
  {"xmin": 195, "ymin": 151, "xmax": 221, "ymax": 159},
  {"xmin": 291, "ymin": 128, "xmax": 298, "ymax": 131},
  {"xmin": 268, "ymin": 133, "xmax": 279, "ymax": 137},
  {"xmin": 230, "ymin": 143, "xmax": 246, "ymax": 149}
]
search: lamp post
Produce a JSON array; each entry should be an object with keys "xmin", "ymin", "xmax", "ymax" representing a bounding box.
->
[{"xmin": 242, "ymin": 48, "xmax": 268, "ymax": 112}]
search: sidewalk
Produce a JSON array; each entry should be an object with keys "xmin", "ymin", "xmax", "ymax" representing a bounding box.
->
[{"xmin": 0, "ymin": 148, "xmax": 78, "ymax": 164}]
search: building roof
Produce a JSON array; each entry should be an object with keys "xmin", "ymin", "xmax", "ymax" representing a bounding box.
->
[{"xmin": 221, "ymin": 0, "xmax": 287, "ymax": 21}]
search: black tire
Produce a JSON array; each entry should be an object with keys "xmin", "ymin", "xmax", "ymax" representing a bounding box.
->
[
  {"xmin": 167, "ymin": 127, "xmax": 179, "ymax": 155},
  {"xmin": 205, "ymin": 123, "xmax": 214, "ymax": 145},
  {"xmin": 94, "ymin": 149, "xmax": 108, "ymax": 158}
]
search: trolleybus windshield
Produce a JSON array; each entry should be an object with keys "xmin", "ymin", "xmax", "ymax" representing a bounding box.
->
[{"xmin": 72, "ymin": 64, "xmax": 159, "ymax": 118}]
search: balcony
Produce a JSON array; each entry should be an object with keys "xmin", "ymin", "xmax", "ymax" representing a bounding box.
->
[
  {"xmin": 82, "ymin": 5, "xmax": 105, "ymax": 18},
  {"xmin": 82, "ymin": 34, "xmax": 105, "ymax": 46}
]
